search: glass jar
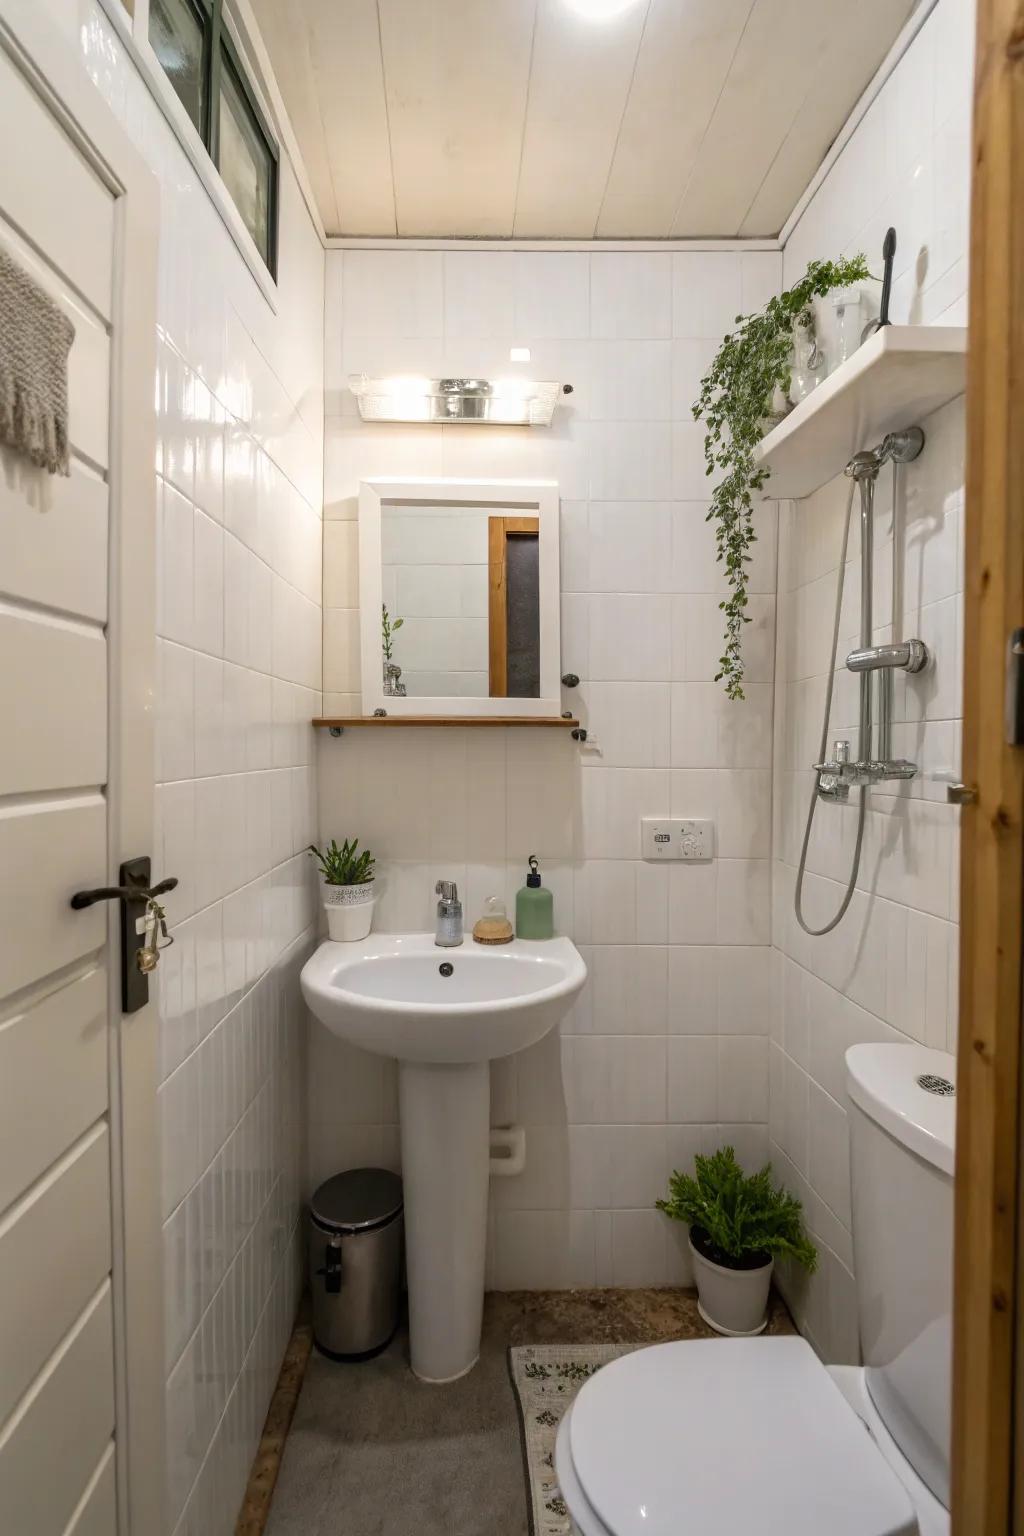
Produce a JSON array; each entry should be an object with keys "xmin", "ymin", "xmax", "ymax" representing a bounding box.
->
[
  {"xmin": 829, "ymin": 288, "xmax": 869, "ymax": 372},
  {"xmin": 791, "ymin": 311, "xmax": 826, "ymax": 402}
]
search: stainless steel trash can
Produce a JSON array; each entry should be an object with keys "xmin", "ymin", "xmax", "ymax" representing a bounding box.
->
[{"xmin": 309, "ymin": 1167, "xmax": 403, "ymax": 1359}]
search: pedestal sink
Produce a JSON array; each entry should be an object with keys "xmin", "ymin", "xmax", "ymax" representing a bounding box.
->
[{"xmin": 300, "ymin": 933, "xmax": 586, "ymax": 1382}]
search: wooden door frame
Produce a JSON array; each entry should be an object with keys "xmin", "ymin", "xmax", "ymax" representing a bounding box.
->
[
  {"xmin": 0, "ymin": 5, "xmax": 163, "ymax": 1533},
  {"xmin": 952, "ymin": 0, "xmax": 1024, "ymax": 1529},
  {"xmin": 488, "ymin": 515, "xmax": 539, "ymax": 697}
]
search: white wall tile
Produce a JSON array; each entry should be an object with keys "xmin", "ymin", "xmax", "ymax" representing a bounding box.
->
[
  {"xmin": 514, "ymin": 252, "xmax": 590, "ymax": 340},
  {"xmin": 672, "ymin": 253, "xmax": 741, "ymax": 339},
  {"xmin": 590, "ymin": 253, "xmax": 671, "ymax": 339},
  {"xmin": 667, "ymin": 1036, "xmax": 718, "ymax": 1123}
]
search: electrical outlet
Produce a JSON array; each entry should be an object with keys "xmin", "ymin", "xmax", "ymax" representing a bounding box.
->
[
  {"xmin": 641, "ymin": 818, "xmax": 715, "ymax": 861},
  {"xmin": 678, "ymin": 819, "xmax": 714, "ymax": 861}
]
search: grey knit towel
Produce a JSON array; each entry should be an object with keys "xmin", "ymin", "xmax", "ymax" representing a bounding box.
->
[{"xmin": 0, "ymin": 246, "xmax": 75, "ymax": 475}]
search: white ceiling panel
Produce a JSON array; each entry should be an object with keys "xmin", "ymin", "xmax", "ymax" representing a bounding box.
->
[
  {"xmin": 256, "ymin": 0, "xmax": 918, "ymax": 240},
  {"xmin": 379, "ymin": 0, "xmax": 537, "ymax": 237},
  {"xmin": 670, "ymin": 0, "xmax": 851, "ymax": 236},
  {"xmin": 248, "ymin": 0, "xmax": 342, "ymax": 229},
  {"xmin": 512, "ymin": 0, "xmax": 649, "ymax": 237},
  {"xmin": 595, "ymin": 0, "xmax": 754, "ymax": 237},
  {"xmin": 738, "ymin": 0, "xmax": 915, "ymax": 237},
  {"xmin": 303, "ymin": 0, "xmax": 397, "ymax": 236}
]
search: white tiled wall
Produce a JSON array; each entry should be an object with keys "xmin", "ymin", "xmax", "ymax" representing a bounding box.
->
[
  {"xmin": 45, "ymin": 5, "xmax": 325, "ymax": 1532},
  {"xmin": 770, "ymin": 0, "xmax": 972, "ymax": 1361},
  {"xmin": 316, "ymin": 245, "xmax": 781, "ymax": 1287}
]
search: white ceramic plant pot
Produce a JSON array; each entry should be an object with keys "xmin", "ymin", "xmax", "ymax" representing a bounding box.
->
[
  {"xmin": 323, "ymin": 881, "xmax": 375, "ymax": 943},
  {"xmin": 689, "ymin": 1229, "xmax": 773, "ymax": 1337}
]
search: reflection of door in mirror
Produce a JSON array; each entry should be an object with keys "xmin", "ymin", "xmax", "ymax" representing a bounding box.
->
[{"xmin": 488, "ymin": 517, "xmax": 540, "ymax": 699}]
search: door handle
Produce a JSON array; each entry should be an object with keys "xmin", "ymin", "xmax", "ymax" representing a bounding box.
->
[
  {"xmin": 70, "ymin": 876, "xmax": 178, "ymax": 909},
  {"xmin": 69, "ymin": 857, "xmax": 176, "ymax": 1013}
]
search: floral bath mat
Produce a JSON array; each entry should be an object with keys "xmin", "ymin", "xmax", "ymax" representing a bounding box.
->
[{"xmin": 508, "ymin": 1343, "xmax": 640, "ymax": 1535}]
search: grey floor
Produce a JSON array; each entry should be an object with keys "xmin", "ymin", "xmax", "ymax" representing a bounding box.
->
[{"xmin": 264, "ymin": 1288, "xmax": 795, "ymax": 1536}]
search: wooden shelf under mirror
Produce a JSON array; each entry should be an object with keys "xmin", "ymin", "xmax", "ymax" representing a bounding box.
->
[{"xmin": 313, "ymin": 716, "xmax": 581, "ymax": 731}]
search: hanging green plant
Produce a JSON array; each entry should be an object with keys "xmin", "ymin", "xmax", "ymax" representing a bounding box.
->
[{"xmin": 693, "ymin": 254, "xmax": 871, "ymax": 700}]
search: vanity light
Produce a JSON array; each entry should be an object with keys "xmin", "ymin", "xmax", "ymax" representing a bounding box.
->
[{"xmin": 348, "ymin": 374, "xmax": 563, "ymax": 426}]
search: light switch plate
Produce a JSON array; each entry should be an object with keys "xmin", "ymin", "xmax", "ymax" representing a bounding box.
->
[
  {"xmin": 641, "ymin": 817, "xmax": 715, "ymax": 861},
  {"xmin": 640, "ymin": 819, "xmax": 677, "ymax": 859}
]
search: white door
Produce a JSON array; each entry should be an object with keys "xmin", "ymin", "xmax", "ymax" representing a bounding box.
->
[{"xmin": 0, "ymin": 4, "xmax": 162, "ymax": 1534}]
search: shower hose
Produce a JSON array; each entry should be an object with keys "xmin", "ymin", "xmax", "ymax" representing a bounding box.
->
[{"xmin": 793, "ymin": 459, "xmax": 899, "ymax": 937}]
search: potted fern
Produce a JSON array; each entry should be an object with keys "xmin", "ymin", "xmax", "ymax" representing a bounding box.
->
[
  {"xmin": 308, "ymin": 839, "xmax": 376, "ymax": 942},
  {"xmin": 657, "ymin": 1146, "xmax": 817, "ymax": 1336}
]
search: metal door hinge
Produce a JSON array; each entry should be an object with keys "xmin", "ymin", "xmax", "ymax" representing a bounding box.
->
[{"xmin": 1006, "ymin": 628, "xmax": 1024, "ymax": 745}]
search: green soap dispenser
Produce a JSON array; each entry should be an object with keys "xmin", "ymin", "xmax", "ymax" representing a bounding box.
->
[{"xmin": 516, "ymin": 854, "xmax": 554, "ymax": 940}]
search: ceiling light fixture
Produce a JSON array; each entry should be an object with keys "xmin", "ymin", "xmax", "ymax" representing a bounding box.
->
[{"xmin": 563, "ymin": 0, "xmax": 644, "ymax": 22}]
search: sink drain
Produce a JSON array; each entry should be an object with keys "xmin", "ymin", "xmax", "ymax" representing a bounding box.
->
[{"xmin": 438, "ymin": 962, "xmax": 454, "ymax": 977}]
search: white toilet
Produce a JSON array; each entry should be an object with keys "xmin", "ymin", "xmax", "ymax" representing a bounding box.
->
[{"xmin": 556, "ymin": 1043, "xmax": 955, "ymax": 1536}]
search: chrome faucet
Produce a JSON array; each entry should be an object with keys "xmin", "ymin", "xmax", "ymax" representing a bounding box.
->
[{"xmin": 434, "ymin": 880, "xmax": 463, "ymax": 948}]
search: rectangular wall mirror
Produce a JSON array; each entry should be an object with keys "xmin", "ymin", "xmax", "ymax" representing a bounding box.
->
[{"xmin": 358, "ymin": 477, "xmax": 561, "ymax": 718}]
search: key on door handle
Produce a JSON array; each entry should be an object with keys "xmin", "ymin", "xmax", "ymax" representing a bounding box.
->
[{"xmin": 136, "ymin": 896, "xmax": 173, "ymax": 974}]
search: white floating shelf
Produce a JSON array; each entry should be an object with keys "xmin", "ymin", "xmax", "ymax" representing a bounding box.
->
[{"xmin": 753, "ymin": 325, "xmax": 967, "ymax": 501}]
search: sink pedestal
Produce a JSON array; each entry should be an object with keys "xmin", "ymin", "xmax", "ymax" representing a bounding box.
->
[{"xmin": 399, "ymin": 1059, "xmax": 490, "ymax": 1382}]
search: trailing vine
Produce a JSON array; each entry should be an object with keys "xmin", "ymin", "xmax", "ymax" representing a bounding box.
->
[{"xmin": 693, "ymin": 254, "xmax": 870, "ymax": 700}]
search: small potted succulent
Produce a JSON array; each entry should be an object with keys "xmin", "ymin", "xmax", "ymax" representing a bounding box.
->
[
  {"xmin": 308, "ymin": 838, "xmax": 376, "ymax": 942},
  {"xmin": 657, "ymin": 1146, "xmax": 817, "ymax": 1336}
]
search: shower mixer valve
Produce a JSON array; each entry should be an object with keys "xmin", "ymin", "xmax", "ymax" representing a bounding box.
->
[{"xmin": 814, "ymin": 737, "xmax": 919, "ymax": 798}]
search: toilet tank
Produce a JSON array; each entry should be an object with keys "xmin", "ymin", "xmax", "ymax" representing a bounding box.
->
[{"xmin": 846, "ymin": 1043, "xmax": 956, "ymax": 1510}]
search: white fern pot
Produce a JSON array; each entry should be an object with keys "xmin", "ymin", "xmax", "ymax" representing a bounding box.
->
[
  {"xmin": 322, "ymin": 881, "xmax": 375, "ymax": 942},
  {"xmin": 688, "ymin": 1228, "xmax": 773, "ymax": 1337}
]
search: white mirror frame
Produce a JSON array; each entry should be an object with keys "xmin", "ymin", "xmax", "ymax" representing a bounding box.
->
[{"xmin": 358, "ymin": 476, "xmax": 561, "ymax": 718}]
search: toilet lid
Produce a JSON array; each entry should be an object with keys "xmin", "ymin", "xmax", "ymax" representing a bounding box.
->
[{"xmin": 569, "ymin": 1338, "xmax": 918, "ymax": 1536}]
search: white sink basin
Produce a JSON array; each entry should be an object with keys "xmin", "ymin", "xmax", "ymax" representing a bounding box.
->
[
  {"xmin": 300, "ymin": 933, "xmax": 586, "ymax": 1064},
  {"xmin": 300, "ymin": 930, "xmax": 586, "ymax": 1385}
]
